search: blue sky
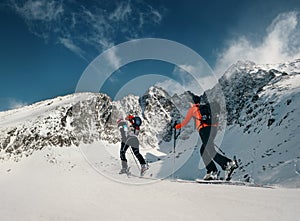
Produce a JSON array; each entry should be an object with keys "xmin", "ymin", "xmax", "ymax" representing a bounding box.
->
[{"xmin": 0, "ymin": 0, "xmax": 300, "ymax": 111}]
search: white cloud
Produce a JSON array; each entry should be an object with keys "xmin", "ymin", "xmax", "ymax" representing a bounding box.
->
[
  {"xmin": 178, "ymin": 64, "xmax": 197, "ymax": 75},
  {"xmin": 157, "ymin": 66, "xmax": 206, "ymax": 96},
  {"xmin": 173, "ymin": 66, "xmax": 190, "ymax": 84},
  {"xmin": 109, "ymin": 2, "xmax": 132, "ymax": 22},
  {"xmin": 171, "ymin": 64, "xmax": 218, "ymax": 92},
  {"xmin": 155, "ymin": 79, "xmax": 186, "ymax": 96},
  {"xmin": 148, "ymin": 6, "xmax": 163, "ymax": 24},
  {"xmin": 138, "ymin": 5, "xmax": 163, "ymax": 28},
  {"xmin": 105, "ymin": 47, "xmax": 121, "ymax": 70},
  {"xmin": 11, "ymin": 0, "xmax": 63, "ymax": 22},
  {"xmin": 214, "ymin": 11, "xmax": 300, "ymax": 76},
  {"xmin": 7, "ymin": 0, "xmax": 164, "ymax": 60},
  {"xmin": 58, "ymin": 37, "xmax": 87, "ymax": 61}
]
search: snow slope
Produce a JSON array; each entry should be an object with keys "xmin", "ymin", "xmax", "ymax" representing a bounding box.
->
[
  {"xmin": 1, "ymin": 145, "xmax": 299, "ymax": 221},
  {"xmin": 1, "ymin": 58, "xmax": 300, "ymax": 220},
  {"xmin": 214, "ymin": 59, "xmax": 300, "ymax": 187}
]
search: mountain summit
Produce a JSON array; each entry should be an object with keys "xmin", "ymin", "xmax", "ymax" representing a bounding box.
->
[{"xmin": 214, "ymin": 59, "xmax": 300, "ymax": 187}]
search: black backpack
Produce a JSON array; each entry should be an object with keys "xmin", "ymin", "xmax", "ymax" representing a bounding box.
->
[
  {"xmin": 132, "ymin": 116, "xmax": 142, "ymax": 127},
  {"xmin": 199, "ymin": 102, "xmax": 220, "ymax": 125},
  {"xmin": 199, "ymin": 104, "xmax": 212, "ymax": 125}
]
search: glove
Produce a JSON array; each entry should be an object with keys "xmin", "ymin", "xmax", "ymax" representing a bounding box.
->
[{"xmin": 175, "ymin": 124, "xmax": 181, "ymax": 129}]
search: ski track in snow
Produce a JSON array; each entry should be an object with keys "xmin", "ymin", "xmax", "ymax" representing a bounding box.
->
[{"xmin": 0, "ymin": 146, "xmax": 299, "ymax": 221}]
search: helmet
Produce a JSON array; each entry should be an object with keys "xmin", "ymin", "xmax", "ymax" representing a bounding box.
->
[{"xmin": 125, "ymin": 114, "xmax": 134, "ymax": 121}]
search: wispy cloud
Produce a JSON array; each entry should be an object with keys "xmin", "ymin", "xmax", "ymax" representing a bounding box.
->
[
  {"xmin": 105, "ymin": 47, "xmax": 121, "ymax": 70},
  {"xmin": 157, "ymin": 66, "xmax": 207, "ymax": 96},
  {"xmin": 8, "ymin": 98, "xmax": 28, "ymax": 110},
  {"xmin": 143, "ymin": 5, "xmax": 163, "ymax": 25},
  {"xmin": 7, "ymin": 0, "xmax": 63, "ymax": 41},
  {"xmin": 214, "ymin": 11, "xmax": 300, "ymax": 76},
  {"xmin": 58, "ymin": 37, "xmax": 87, "ymax": 61},
  {"xmin": 6, "ymin": 0, "xmax": 165, "ymax": 60},
  {"xmin": 12, "ymin": 0, "xmax": 63, "ymax": 21},
  {"xmin": 155, "ymin": 79, "xmax": 186, "ymax": 96},
  {"xmin": 109, "ymin": 1, "xmax": 132, "ymax": 22}
]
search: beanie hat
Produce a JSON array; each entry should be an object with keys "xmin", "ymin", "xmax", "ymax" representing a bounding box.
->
[{"xmin": 192, "ymin": 95, "xmax": 201, "ymax": 104}]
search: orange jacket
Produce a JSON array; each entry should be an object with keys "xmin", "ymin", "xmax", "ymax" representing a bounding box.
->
[{"xmin": 175, "ymin": 104, "xmax": 212, "ymax": 130}]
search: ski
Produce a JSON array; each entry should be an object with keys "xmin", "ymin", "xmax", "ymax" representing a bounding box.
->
[
  {"xmin": 175, "ymin": 178, "xmax": 272, "ymax": 188},
  {"xmin": 194, "ymin": 179, "xmax": 273, "ymax": 188},
  {"xmin": 196, "ymin": 178, "xmax": 244, "ymax": 185},
  {"xmin": 128, "ymin": 173, "xmax": 160, "ymax": 181}
]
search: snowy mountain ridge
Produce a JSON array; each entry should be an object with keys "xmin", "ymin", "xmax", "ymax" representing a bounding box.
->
[
  {"xmin": 213, "ymin": 59, "xmax": 300, "ymax": 187},
  {"xmin": 0, "ymin": 59, "xmax": 300, "ymax": 187},
  {"xmin": 218, "ymin": 59, "xmax": 299, "ymax": 125},
  {"xmin": 0, "ymin": 86, "xmax": 183, "ymax": 162}
]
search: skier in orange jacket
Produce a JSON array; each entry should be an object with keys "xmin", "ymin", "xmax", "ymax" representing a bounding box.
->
[{"xmin": 175, "ymin": 93, "xmax": 237, "ymax": 180}]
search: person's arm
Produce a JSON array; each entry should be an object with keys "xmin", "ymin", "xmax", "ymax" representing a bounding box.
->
[
  {"xmin": 175, "ymin": 107, "xmax": 195, "ymax": 129},
  {"xmin": 118, "ymin": 121, "xmax": 128, "ymax": 141}
]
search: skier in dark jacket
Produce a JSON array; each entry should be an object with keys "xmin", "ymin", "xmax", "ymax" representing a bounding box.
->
[
  {"xmin": 175, "ymin": 94, "xmax": 237, "ymax": 180},
  {"xmin": 117, "ymin": 115, "xmax": 148, "ymax": 176}
]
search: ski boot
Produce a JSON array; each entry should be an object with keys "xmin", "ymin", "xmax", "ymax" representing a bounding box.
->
[
  {"xmin": 119, "ymin": 161, "xmax": 130, "ymax": 175},
  {"xmin": 203, "ymin": 171, "xmax": 219, "ymax": 180},
  {"xmin": 140, "ymin": 163, "xmax": 149, "ymax": 176},
  {"xmin": 224, "ymin": 156, "xmax": 238, "ymax": 181},
  {"xmin": 119, "ymin": 167, "xmax": 130, "ymax": 174}
]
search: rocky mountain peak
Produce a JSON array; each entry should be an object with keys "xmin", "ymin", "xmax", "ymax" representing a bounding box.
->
[{"xmin": 1, "ymin": 59, "xmax": 300, "ymax": 186}]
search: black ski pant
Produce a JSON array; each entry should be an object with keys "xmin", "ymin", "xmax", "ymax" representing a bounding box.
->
[
  {"xmin": 199, "ymin": 126, "xmax": 231, "ymax": 173},
  {"xmin": 120, "ymin": 142, "xmax": 146, "ymax": 165}
]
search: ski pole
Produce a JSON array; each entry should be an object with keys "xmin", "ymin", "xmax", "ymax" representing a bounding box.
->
[
  {"xmin": 129, "ymin": 147, "xmax": 140, "ymax": 171},
  {"xmin": 173, "ymin": 121, "xmax": 181, "ymax": 151},
  {"xmin": 172, "ymin": 121, "xmax": 181, "ymax": 179},
  {"xmin": 214, "ymin": 143, "xmax": 226, "ymax": 155},
  {"xmin": 124, "ymin": 136, "xmax": 140, "ymax": 172}
]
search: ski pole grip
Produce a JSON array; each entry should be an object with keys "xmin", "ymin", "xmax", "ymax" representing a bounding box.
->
[{"xmin": 173, "ymin": 120, "xmax": 177, "ymax": 129}]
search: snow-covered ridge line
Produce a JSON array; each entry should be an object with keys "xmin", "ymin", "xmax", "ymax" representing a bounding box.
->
[
  {"xmin": 0, "ymin": 86, "xmax": 182, "ymax": 161},
  {"xmin": 0, "ymin": 93, "xmax": 96, "ymax": 127},
  {"xmin": 0, "ymin": 58, "xmax": 300, "ymax": 187},
  {"xmin": 217, "ymin": 59, "xmax": 300, "ymax": 125},
  {"xmin": 223, "ymin": 58, "xmax": 300, "ymax": 79}
]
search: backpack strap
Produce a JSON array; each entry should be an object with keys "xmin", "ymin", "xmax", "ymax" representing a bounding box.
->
[{"xmin": 192, "ymin": 104, "xmax": 206, "ymax": 130}]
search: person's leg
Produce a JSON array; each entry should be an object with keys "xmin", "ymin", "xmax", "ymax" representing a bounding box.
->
[
  {"xmin": 120, "ymin": 142, "xmax": 129, "ymax": 172},
  {"xmin": 131, "ymin": 147, "xmax": 146, "ymax": 165},
  {"xmin": 213, "ymin": 153, "xmax": 231, "ymax": 170},
  {"xmin": 120, "ymin": 142, "xmax": 129, "ymax": 162},
  {"xmin": 199, "ymin": 127, "xmax": 218, "ymax": 173},
  {"xmin": 201, "ymin": 126, "xmax": 237, "ymax": 180},
  {"xmin": 126, "ymin": 135, "xmax": 146, "ymax": 165},
  {"xmin": 131, "ymin": 146, "xmax": 148, "ymax": 175},
  {"xmin": 209, "ymin": 127, "xmax": 232, "ymax": 170}
]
